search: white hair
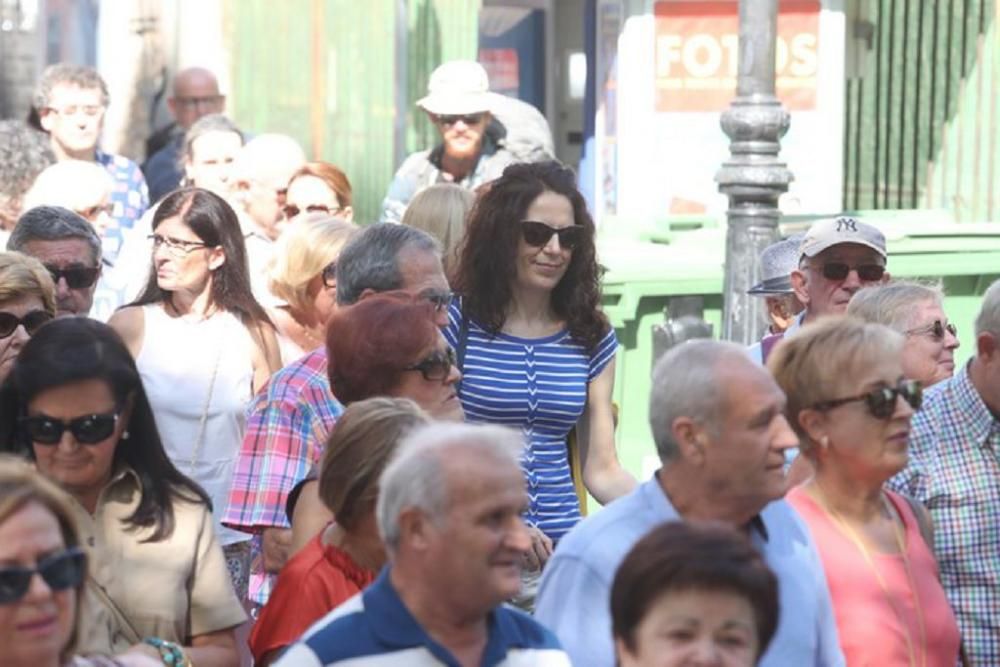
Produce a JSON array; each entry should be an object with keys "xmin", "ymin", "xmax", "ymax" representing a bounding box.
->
[
  {"xmin": 847, "ymin": 280, "xmax": 944, "ymax": 332},
  {"xmin": 975, "ymin": 279, "xmax": 1000, "ymax": 337},
  {"xmin": 376, "ymin": 422, "xmax": 524, "ymax": 555},
  {"xmin": 649, "ymin": 339, "xmax": 748, "ymax": 463}
]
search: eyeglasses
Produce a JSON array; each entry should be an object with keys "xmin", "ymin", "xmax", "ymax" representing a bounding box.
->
[
  {"xmin": 19, "ymin": 412, "xmax": 120, "ymax": 445},
  {"xmin": 321, "ymin": 262, "xmax": 337, "ymax": 289},
  {"xmin": 436, "ymin": 113, "xmax": 486, "ymax": 127},
  {"xmin": 812, "ymin": 379, "xmax": 922, "ymax": 420},
  {"xmin": 44, "ymin": 105, "xmax": 104, "ymax": 118},
  {"xmin": 45, "ymin": 266, "xmax": 100, "ymax": 289},
  {"xmin": 404, "ymin": 347, "xmax": 457, "ymax": 382},
  {"xmin": 521, "ymin": 220, "xmax": 583, "ymax": 251},
  {"xmin": 149, "ymin": 234, "xmax": 211, "ymax": 257},
  {"xmin": 0, "ymin": 311, "xmax": 53, "ymax": 338},
  {"xmin": 282, "ymin": 203, "xmax": 342, "ymax": 219},
  {"xmin": 906, "ymin": 319, "xmax": 957, "ymax": 341},
  {"xmin": 0, "ymin": 547, "xmax": 87, "ymax": 604},
  {"xmin": 421, "ymin": 289, "xmax": 454, "ymax": 312},
  {"xmin": 810, "ymin": 261, "xmax": 886, "ymax": 282},
  {"xmin": 174, "ymin": 95, "xmax": 224, "ymax": 111}
]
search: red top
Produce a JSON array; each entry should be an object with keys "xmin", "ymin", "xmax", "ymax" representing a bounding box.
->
[
  {"xmin": 788, "ymin": 487, "xmax": 960, "ymax": 667},
  {"xmin": 249, "ymin": 531, "xmax": 376, "ymax": 662}
]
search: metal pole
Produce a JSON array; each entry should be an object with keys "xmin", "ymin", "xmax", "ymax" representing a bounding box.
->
[{"xmin": 716, "ymin": 0, "xmax": 793, "ymax": 343}]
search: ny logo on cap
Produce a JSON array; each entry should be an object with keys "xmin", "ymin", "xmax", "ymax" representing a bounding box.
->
[{"xmin": 836, "ymin": 217, "xmax": 858, "ymax": 233}]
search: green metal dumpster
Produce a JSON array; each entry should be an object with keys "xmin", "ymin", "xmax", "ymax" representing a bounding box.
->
[{"xmin": 599, "ymin": 215, "xmax": 1000, "ymax": 485}]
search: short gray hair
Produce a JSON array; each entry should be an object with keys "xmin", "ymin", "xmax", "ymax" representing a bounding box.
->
[
  {"xmin": 0, "ymin": 120, "xmax": 56, "ymax": 205},
  {"xmin": 975, "ymin": 279, "xmax": 1000, "ymax": 337},
  {"xmin": 649, "ymin": 339, "xmax": 748, "ymax": 462},
  {"xmin": 182, "ymin": 113, "xmax": 244, "ymax": 163},
  {"xmin": 7, "ymin": 206, "xmax": 102, "ymax": 266},
  {"xmin": 336, "ymin": 224, "xmax": 441, "ymax": 306},
  {"xmin": 33, "ymin": 63, "xmax": 110, "ymax": 110},
  {"xmin": 847, "ymin": 281, "xmax": 944, "ymax": 332},
  {"xmin": 376, "ymin": 422, "xmax": 523, "ymax": 555}
]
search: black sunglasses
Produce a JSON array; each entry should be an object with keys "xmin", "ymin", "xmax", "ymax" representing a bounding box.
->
[
  {"xmin": 45, "ymin": 265, "xmax": 100, "ymax": 289},
  {"xmin": 437, "ymin": 113, "xmax": 485, "ymax": 127},
  {"xmin": 906, "ymin": 319, "xmax": 957, "ymax": 341},
  {"xmin": 321, "ymin": 261, "xmax": 338, "ymax": 289},
  {"xmin": 0, "ymin": 310, "xmax": 53, "ymax": 338},
  {"xmin": 20, "ymin": 412, "xmax": 119, "ymax": 445},
  {"xmin": 813, "ymin": 262, "xmax": 885, "ymax": 282},
  {"xmin": 520, "ymin": 221, "xmax": 583, "ymax": 250},
  {"xmin": 283, "ymin": 203, "xmax": 342, "ymax": 219},
  {"xmin": 813, "ymin": 379, "xmax": 922, "ymax": 420},
  {"xmin": 0, "ymin": 547, "xmax": 87, "ymax": 604},
  {"xmin": 404, "ymin": 347, "xmax": 457, "ymax": 382}
]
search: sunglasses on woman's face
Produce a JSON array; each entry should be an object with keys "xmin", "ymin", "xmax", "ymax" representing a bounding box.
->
[
  {"xmin": 19, "ymin": 412, "xmax": 119, "ymax": 445},
  {"xmin": 321, "ymin": 261, "xmax": 338, "ymax": 289},
  {"xmin": 0, "ymin": 310, "xmax": 53, "ymax": 338},
  {"xmin": 0, "ymin": 547, "xmax": 86, "ymax": 604},
  {"xmin": 404, "ymin": 347, "xmax": 457, "ymax": 382},
  {"xmin": 906, "ymin": 319, "xmax": 957, "ymax": 341},
  {"xmin": 283, "ymin": 203, "xmax": 341, "ymax": 219},
  {"xmin": 520, "ymin": 221, "xmax": 583, "ymax": 251},
  {"xmin": 812, "ymin": 379, "xmax": 922, "ymax": 420}
]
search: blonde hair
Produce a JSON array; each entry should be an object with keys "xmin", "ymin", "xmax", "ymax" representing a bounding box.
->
[
  {"xmin": 0, "ymin": 251, "xmax": 57, "ymax": 314},
  {"xmin": 401, "ymin": 183, "xmax": 474, "ymax": 276},
  {"xmin": 318, "ymin": 397, "xmax": 429, "ymax": 531},
  {"xmin": 0, "ymin": 455, "xmax": 84, "ymax": 659},
  {"xmin": 22, "ymin": 160, "xmax": 113, "ymax": 213},
  {"xmin": 767, "ymin": 316, "xmax": 903, "ymax": 458},
  {"xmin": 267, "ymin": 216, "xmax": 359, "ymax": 313}
]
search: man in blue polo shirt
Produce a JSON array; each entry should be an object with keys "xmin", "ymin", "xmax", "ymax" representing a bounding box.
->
[
  {"xmin": 276, "ymin": 422, "xmax": 570, "ymax": 667},
  {"xmin": 535, "ymin": 340, "xmax": 845, "ymax": 667}
]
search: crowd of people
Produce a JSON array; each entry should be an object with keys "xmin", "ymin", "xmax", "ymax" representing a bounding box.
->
[{"xmin": 0, "ymin": 56, "xmax": 995, "ymax": 667}]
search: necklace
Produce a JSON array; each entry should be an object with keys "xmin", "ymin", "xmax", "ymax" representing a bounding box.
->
[{"xmin": 813, "ymin": 487, "xmax": 927, "ymax": 667}]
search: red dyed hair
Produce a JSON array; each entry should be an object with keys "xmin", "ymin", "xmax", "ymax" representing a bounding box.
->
[
  {"xmin": 326, "ymin": 291, "xmax": 439, "ymax": 404},
  {"xmin": 288, "ymin": 161, "xmax": 353, "ymax": 208}
]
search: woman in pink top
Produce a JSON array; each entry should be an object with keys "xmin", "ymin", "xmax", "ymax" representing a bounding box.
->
[{"xmin": 768, "ymin": 317, "xmax": 960, "ymax": 667}]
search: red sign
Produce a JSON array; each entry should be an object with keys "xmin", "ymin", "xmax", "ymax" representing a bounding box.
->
[
  {"xmin": 654, "ymin": 0, "xmax": 819, "ymax": 112},
  {"xmin": 479, "ymin": 48, "xmax": 520, "ymax": 96}
]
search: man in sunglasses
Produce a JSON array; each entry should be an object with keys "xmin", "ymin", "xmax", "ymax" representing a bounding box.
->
[
  {"xmin": 225, "ymin": 224, "xmax": 452, "ymax": 611},
  {"xmin": 752, "ymin": 216, "xmax": 890, "ymax": 364},
  {"xmin": 7, "ymin": 206, "xmax": 108, "ymax": 318},
  {"xmin": 887, "ymin": 279, "xmax": 1000, "ymax": 665},
  {"xmin": 379, "ymin": 60, "xmax": 516, "ymax": 224}
]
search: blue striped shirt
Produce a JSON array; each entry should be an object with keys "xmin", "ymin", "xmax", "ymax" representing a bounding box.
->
[
  {"xmin": 445, "ymin": 301, "xmax": 618, "ymax": 541},
  {"xmin": 887, "ymin": 363, "xmax": 1000, "ymax": 665}
]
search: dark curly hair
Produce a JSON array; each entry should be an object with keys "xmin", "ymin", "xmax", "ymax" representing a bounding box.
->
[{"xmin": 452, "ymin": 160, "xmax": 608, "ymax": 351}]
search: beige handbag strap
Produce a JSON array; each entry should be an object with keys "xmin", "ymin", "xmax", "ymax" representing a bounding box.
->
[{"xmin": 87, "ymin": 573, "xmax": 143, "ymax": 645}]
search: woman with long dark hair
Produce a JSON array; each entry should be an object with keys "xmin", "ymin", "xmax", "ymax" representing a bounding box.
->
[
  {"xmin": 448, "ymin": 161, "xmax": 635, "ymax": 548},
  {"xmin": 109, "ymin": 187, "xmax": 280, "ymax": 597},
  {"xmin": 0, "ymin": 318, "xmax": 244, "ymax": 664}
]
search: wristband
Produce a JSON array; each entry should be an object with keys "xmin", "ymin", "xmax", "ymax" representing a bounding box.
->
[{"xmin": 142, "ymin": 637, "xmax": 192, "ymax": 667}]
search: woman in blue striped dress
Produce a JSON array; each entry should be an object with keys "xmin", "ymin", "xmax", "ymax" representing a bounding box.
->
[{"xmin": 447, "ymin": 161, "xmax": 636, "ymax": 550}]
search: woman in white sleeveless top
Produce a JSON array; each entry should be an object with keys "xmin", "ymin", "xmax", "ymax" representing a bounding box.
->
[{"xmin": 110, "ymin": 187, "xmax": 280, "ymax": 599}]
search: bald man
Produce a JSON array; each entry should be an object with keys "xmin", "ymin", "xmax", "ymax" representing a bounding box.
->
[
  {"xmin": 143, "ymin": 67, "xmax": 225, "ymax": 202},
  {"xmin": 230, "ymin": 134, "xmax": 307, "ymax": 302}
]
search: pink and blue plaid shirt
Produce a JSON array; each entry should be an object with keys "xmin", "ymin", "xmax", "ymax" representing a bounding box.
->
[
  {"xmin": 888, "ymin": 363, "xmax": 1000, "ymax": 665},
  {"xmin": 224, "ymin": 347, "xmax": 342, "ymax": 605}
]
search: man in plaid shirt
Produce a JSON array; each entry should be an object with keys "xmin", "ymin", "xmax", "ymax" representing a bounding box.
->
[
  {"xmin": 223, "ymin": 224, "xmax": 450, "ymax": 608},
  {"xmin": 888, "ymin": 278, "xmax": 1000, "ymax": 665}
]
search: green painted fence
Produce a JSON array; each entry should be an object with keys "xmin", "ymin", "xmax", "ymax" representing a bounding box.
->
[
  {"xmin": 224, "ymin": 0, "xmax": 478, "ymax": 224},
  {"xmin": 844, "ymin": 0, "xmax": 999, "ymax": 221}
]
